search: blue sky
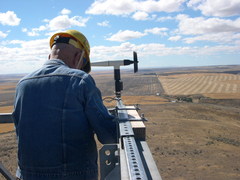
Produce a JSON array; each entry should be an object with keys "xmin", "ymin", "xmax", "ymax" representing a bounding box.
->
[{"xmin": 0, "ymin": 0, "xmax": 240, "ymax": 74}]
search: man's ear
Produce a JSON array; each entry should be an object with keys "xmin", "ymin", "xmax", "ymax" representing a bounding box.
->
[{"xmin": 48, "ymin": 54, "xmax": 50, "ymax": 60}]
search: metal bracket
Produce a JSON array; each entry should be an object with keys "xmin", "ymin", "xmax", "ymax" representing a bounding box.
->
[
  {"xmin": 99, "ymin": 144, "xmax": 120, "ymax": 180},
  {"xmin": 122, "ymin": 136, "xmax": 148, "ymax": 179}
]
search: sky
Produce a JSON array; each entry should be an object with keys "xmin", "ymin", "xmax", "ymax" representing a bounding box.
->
[{"xmin": 0, "ymin": 0, "xmax": 240, "ymax": 74}]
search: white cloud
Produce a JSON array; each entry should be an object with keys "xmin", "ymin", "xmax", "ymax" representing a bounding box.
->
[
  {"xmin": 132, "ymin": 11, "xmax": 149, "ymax": 21},
  {"xmin": 22, "ymin": 28, "xmax": 27, "ymax": 32},
  {"xmin": 168, "ymin": 35, "xmax": 182, "ymax": 41},
  {"xmin": 23, "ymin": 15, "xmax": 89, "ymax": 37},
  {"xmin": 91, "ymin": 42, "xmax": 239, "ymax": 63},
  {"xmin": 86, "ymin": 0, "xmax": 186, "ymax": 16},
  {"xmin": 61, "ymin": 8, "xmax": 71, "ymax": 15},
  {"xmin": 140, "ymin": 0, "xmax": 186, "ymax": 13},
  {"xmin": 144, "ymin": 27, "xmax": 168, "ymax": 36},
  {"xmin": 48, "ymin": 15, "xmax": 89, "ymax": 31},
  {"xmin": 188, "ymin": 0, "xmax": 240, "ymax": 17},
  {"xmin": 43, "ymin": 19, "xmax": 49, "ymax": 23},
  {"xmin": 183, "ymin": 32, "xmax": 240, "ymax": 44},
  {"xmin": 91, "ymin": 42, "xmax": 166, "ymax": 61},
  {"xmin": 22, "ymin": 13, "xmax": 89, "ymax": 37},
  {"xmin": 48, "ymin": 15, "xmax": 74, "ymax": 30},
  {"xmin": 106, "ymin": 27, "xmax": 169, "ymax": 42},
  {"xmin": 0, "ymin": 11, "xmax": 21, "ymax": 26},
  {"xmin": 5, "ymin": 40, "xmax": 25, "ymax": 45},
  {"xmin": 0, "ymin": 39, "xmax": 49, "ymax": 74},
  {"xmin": 0, "ymin": 31, "xmax": 8, "ymax": 38},
  {"xmin": 86, "ymin": 0, "xmax": 136, "ymax": 15},
  {"xmin": 27, "ymin": 31, "xmax": 40, "ymax": 37},
  {"xmin": 176, "ymin": 14, "xmax": 240, "ymax": 35},
  {"xmin": 106, "ymin": 30, "xmax": 146, "ymax": 42},
  {"xmin": 132, "ymin": 11, "xmax": 157, "ymax": 21},
  {"xmin": 156, "ymin": 16, "xmax": 175, "ymax": 22},
  {"xmin": 24, "ymin": 26, "xmax": 47, "ymax": 37},
  {"xmin": 1, "ymin": 38, "xmax": 239, "ymax": 74},
  {"xmin": 97, "ymin": 20, "xmax": 110, "ymax": 27},
  {"xmin": 0, "ymin": 39, "xmax": 49, "ymax": 56}
]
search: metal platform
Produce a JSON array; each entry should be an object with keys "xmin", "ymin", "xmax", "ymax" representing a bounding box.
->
[{"xmin": 0, "ymin": 113, "xmax": 13, "ymax": 123}]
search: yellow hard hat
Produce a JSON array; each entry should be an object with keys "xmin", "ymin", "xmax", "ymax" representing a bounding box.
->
[{"xmin": 49, "ymin": 30, "xmax": 91, "ymax": 73}]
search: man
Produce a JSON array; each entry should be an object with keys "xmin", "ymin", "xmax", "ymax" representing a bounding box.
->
[{"xmin": 13, "ymin": 30, "xmax": 117, "ymax": 180}]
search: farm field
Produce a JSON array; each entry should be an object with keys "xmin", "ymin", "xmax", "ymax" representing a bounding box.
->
[
  {"xmin": 1, "ymin": 65, "xmax": 240, "ymax": 180},
  {"xmin": 158, "ymin": 73, "xmax": 240, "ymax": 98}
]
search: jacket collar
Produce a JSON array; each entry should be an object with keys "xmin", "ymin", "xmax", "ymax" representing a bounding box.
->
[{"xmin": 44, "ymin": 59, "xmax": 68, "ymax": 66}]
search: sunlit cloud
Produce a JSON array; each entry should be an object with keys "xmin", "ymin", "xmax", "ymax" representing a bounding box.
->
[
  {"xmin": 60, "ymin": 8, "xmax": 71, "ymax": 15},
  {"xmin": 168, "ymin": 35, "xmax": 182, "ymax": 41},
  {"xmin": 183, "ymin": 32, "xmax": 240, "ymax": 44},
  {"xmin": 86, "ymin": 0, "xmax": 186, "ymax": 16},
  {"xmin": 92, "ymin": 42, "xmax": 239, "ymax": 62},
  {"xmin": 188, "ymin": 0, "xmax": 240, "ymax": 17},
  {"xmin": 97, "ymin": 20, "xmax": 110, "ymax": 27},
  {"xmin": 144, "ymin": 27, "xmax": 168, "ymax": 36},
  {"xmin": 0, "ymin": 31, "xmax": 8, "ymax": 38},
  {"xmin": 21, "ymin": 9, "xmax": 89, "ymax": 37},
  {"xmin": 132, "ymin": 11, "xmax": 149, "ymax": 21},
  {"xmin": 176, "ymin": 14, "xmax": 240, "ymax": 35},
  {"xmin": 106, "ymin": 27, "xmax": 169, "ymax": 42},
  {"xmin": 0, "ymin": 11, "xmax": 21, "ymax": 26},
  {"xmin": 86, "ymin": 0, "xmax": 136, "ymax": 15},
  {"xmin": 106, "ymin": 30, "xmax": 146, "ymax": 42},
  {"xmin": 48, "ymin": 15, "xmax": 89, "ymax": 31}
]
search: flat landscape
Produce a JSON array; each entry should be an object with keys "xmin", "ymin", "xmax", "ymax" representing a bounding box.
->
[{"xmin": 0, "ymin": 65, "xmax": 240, "ymax": 180}]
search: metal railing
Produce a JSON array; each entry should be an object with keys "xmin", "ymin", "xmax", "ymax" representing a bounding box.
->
[
  {"xmin": 0, "ymin": 113, "xmax": 15, "ymax": 180},
  {"xmin": 0, "ymin": 113, "xmax": 13, "ymax": 123},
  {"xmin": 99, "ymin": 100, "xmax": 162, "ymax": 180}
]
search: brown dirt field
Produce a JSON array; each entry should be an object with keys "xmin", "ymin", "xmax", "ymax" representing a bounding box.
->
[
  {"xmin": 0, "ymin": 131, "xmax": 17, "ymax": 180},
  {"xmin": 0, "ymin": 86, "xmax": 15, "ymax": 92},
  {"xmin": 0, "ymin": 124, "xmax": 14, "ymax": 134},
  {"xmin": 141, "ymin": 102, "xmax": 240, "ymax": 180},
  {"xmin": 0, "ymin": 106, "xmax": 13, "ymax": 113}
]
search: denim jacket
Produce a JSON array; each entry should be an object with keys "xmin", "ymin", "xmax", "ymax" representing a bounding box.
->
[{"xmin": 13, "ymin": 59, "xmax": 117, "ymax": 180}]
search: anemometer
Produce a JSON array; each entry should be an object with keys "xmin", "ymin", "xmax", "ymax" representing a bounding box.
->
[{"xmin": 91, "ymin": 51, "xmax": 138, "ymax": 98}]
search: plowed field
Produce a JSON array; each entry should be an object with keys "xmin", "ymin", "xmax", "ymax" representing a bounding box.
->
[{"xmin": 158, "ymin": 73, "xmax": 240, "ymax": 98}]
